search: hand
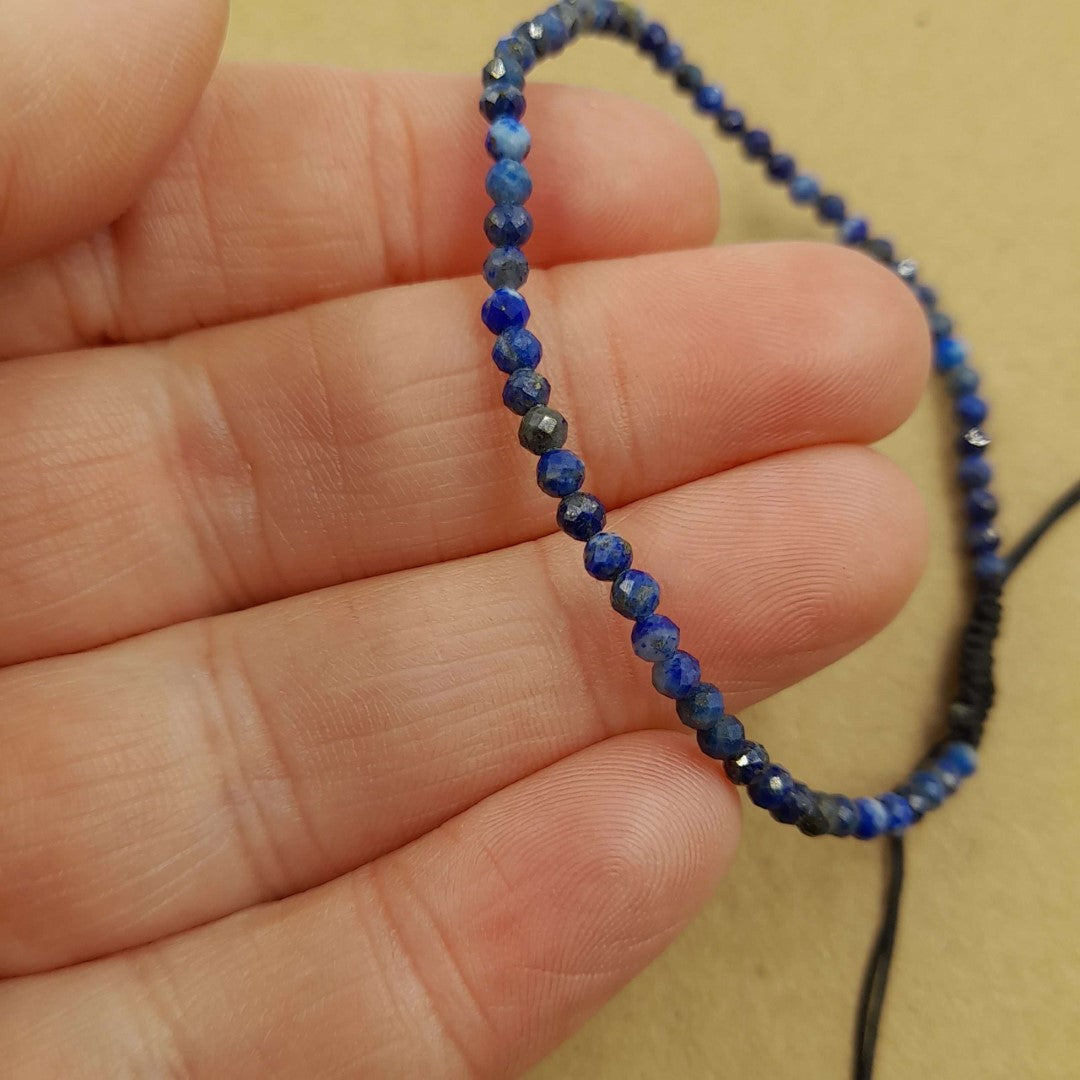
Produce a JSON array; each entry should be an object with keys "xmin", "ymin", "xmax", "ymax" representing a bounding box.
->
[{"xmin": 0, "ymin": 1, "xmax": 929, "ymax": 1075}]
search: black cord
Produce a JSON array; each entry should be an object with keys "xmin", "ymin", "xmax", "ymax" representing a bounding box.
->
[{"xmin": 852, "ymin": 476, "xmax": 1080, "ymax": 1080}]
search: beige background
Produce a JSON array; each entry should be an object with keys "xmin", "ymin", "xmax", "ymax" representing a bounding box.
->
[{"xmin": 225, "ymin": 3, "xmax": 1080, "ymax": 1078}]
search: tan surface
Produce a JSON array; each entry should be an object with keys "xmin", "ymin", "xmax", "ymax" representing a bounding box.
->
[{"xmin": 224, "ymin": 3, "xmax": 1080, "ymax": 1078}]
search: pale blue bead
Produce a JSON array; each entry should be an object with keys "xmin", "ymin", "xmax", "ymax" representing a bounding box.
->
[
  {"xmin": 790, "ymin": 174, "xmax": 820, "ymax": 204},
  {"xmin": 486, "ymin": 117, "xmax": 532, "ymax": 161}
]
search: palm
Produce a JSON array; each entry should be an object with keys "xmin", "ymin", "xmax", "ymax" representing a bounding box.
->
[{"xmin": 0, "ymin": 2, "xmax": 928, "ymax": 1075}]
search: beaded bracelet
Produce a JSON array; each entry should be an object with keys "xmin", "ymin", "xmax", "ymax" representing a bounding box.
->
[{"xmin": 477, "ymin": 2, "xmax": 1000, "ymax": 842}]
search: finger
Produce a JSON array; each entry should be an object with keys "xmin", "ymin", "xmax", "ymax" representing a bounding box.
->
[
  {"xmin": 0, "ymin": 242, "xmax": 928, "ymax": 665},
  {"xmin": 0, "ymin": 65, "xmax": 720, "ymax": 359},
  {"xmin": 0, "ymin": 444, "xmax": 926, "ymax": 973},
  {"xmin": 0, "ymin": 0, "xmax": 227, "ymax": 269}
]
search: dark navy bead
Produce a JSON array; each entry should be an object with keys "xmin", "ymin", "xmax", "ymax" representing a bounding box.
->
[
  {"xmin": 483, "ymin": 55, "xmax": 525, "ymax": 90},
  {"xmin": 583, "ymin": 532, "xmax": 633, "ymax": 580},
  {"xmin": 958, "ymin": 427, "xmax": 991, "ymax": 455},
  {"xmin": 771, "ymin": 781, "xmax": 814, "ymax": 825},
  {"xmin": 821, "ymin": 794, "xmax": 858, "ymax": 838},
  {"xmin": 796, "ymin": 795, "xmax": 831, "ymax": 837},
  {"xmin": 676, "ymin": 683, "xmax": 725, "ymax": 730},
  {"xmin": 694, "ymin": 84, "xmax": 724, "ymax": 112},
  {"xmin": 718, "ymin": 108, "xmax": 745, "ymax": 134},
  {"xmin": 485, "ymin": 159, "xmax": 532, "ymax": 204},
  {"xmin": 674, "ymin": 63, "xmax": 704, "ymax": 92},
  {"xmin": 930, "ymin": 310, "xmax": 954, "ymax": 339},
  {"xmin": 966, "ymin": 488, "xmax": 998, "ymax": 522},
  {"xmin": 518, "ymin": 405, "xmax": 568, "ymax": 454},
  {"xmin": 955, "ymin": 393, "xmax": 988, "ymax": 426},
  {"xmin": 502, "ymin": 369, "xmax": 550, "ymax": 414},
  {"xmin": 852, "ymin": 797, "xmax": 890, "ymax": 840},
  {"xmin": 479, "ymin": 81, "xmax": 526, "ymax": 122},
  {"xmin": 492, "ymin": 326, "xmax": 542, "ymax": 373},
  {"xmin": 879, "ymin": 792, "xmax": 916, "ymax": 834},
  {"xmin": 481, "ymin": 288, "xmax": 530, "ymax": 333},
  {"xmin": 816, "ymin": 193, "xmax": 846, "ymax": 222},
  {"xmin": 957, "ymin": 456, "xmax": 992, "ymax": 488},
  {"xmin": 748, "ymin": 765, "xmax": 794, "ymax": 810},
  {"xmin": 655, "ymin": 42, "xmax": 684, "ymax": 69},
  {"xmin": 917, "ymin": 284, "xmax": 939, "ymax": 309},
  {"xmin": 766, "ymin": 152, "xmax": 796, "ymax": 181},
  {"xmin": 839, "ymin": 217, "xmax": 869, "ymax": 244},
  {"xmin": 557, "ymin": 491, "xmax": 606, "ymax": 541},
  {"xmin": 486, "ymin": 117, "xmax": 532, "ymax": 161},
  {"xmin": 637, "ymin": 20, "xmax": 667, "ymax": 52},
  {"xmin": 789, "ymin": 174, "xmax": 820, "ymax": 204},
  {"xmin": 973, "ymin": 553, "xmax": 1007, "ymax": 581},
  {"xmin": 483, "ymin": 246, "xmax": 529, "ymax": 290},
  {"xmin": 536, "ymin": 448, "xmax": 585, "ymax": 497},
  {"xmin": 652, "ymin": 651, "xmax": 701, "ymax": 698},
  {"xmin": 495, "ymin": 34, "xmax": 536, "ymax": 72},
  {"xmin": 940, "ymin": 741, "xmax": 977, "ymax": 778},
  {"xmin": 723, "ymin": 741, "xmax": 770, "ymax": 786},
  {"xmin": 934, "ymin": 336, "xmax": 969, "ymax": 372},
  {"xmin": 946, "ymin": 364, "xmax": 980, "ymax": 396},
  {"xmin": 966, "ymin": 524, "xmax": 1001, "ymax": 555},
  {"xmin": 696, "ymin": 715, "xmax": 747, "ymax": 760},
  {"xmin": 630, "ymin": 614, "xmax": 680, "ymax": 661},
  {"xmin": 863, "ymin": 236, "xmax": 895, "ymax": 262},
  {"xmin": 743, "ymin": 128, "xmax": 771, "ymax": 158},
  {"xmin": 611, "ymin": 568, "xmax": 660, "ymax": 619},
  {"xmin": 907, "ymin": 769, "xmax": 947, "ymax": 814},
  {"xmin": 484, "ymin": 204, "xmax": 533, "ymax": 247}
]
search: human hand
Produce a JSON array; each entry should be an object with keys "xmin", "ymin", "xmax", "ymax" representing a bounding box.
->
[{"xmin": 0, "ymin": 1, "xmax": 930, "ymax": 1075}]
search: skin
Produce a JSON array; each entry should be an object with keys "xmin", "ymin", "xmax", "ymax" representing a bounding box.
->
[{"xmin": 0, "ymin": 1, "xmax": 931, "ymax": 1075}]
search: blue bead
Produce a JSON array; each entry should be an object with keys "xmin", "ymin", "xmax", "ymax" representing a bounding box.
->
[
  {"xmin": 852, "ymin": 797, "xmax": 890, "ymax": 840},
  {"xmin": 839, "ymin": 217, "xmax": 869, "ymax": 244},
  {"xmin": 826, "ymin": 794, "xmax": 859, "ymax": 837},
  {"xmin": 965, "ymin": 524, "xmax": 1001, "ymax": 555},
  {"xmin": 946, "ymin": 364, "xmax": 980, "ymax": 396},
  {"xmin": 934, "ymin": 336, "xmax": 969, "ymax": 372},
  {"xmin": 483, "ymin": 246, "xmax": 529, "ymax": 290},
  {"xmin": 917, "ymin": 284, "xmax": 939, "ymax": 309},
  {"xmin": 584, "ymin": 532, "xmax": 633, "ymax": 580},
  {"xmin": 748, "ymin": 764, "xmax": 794, "ymax": 810},
  {"xmin": 694, "ymin": 84, "xmax": 724, "ymax": 112},
  {"xmin": 931, "ymin": 763, "xmax": 962, "ymax": 795},
  {"xmin": 655, "ymin": 42, "xmax": 684, "ymax": 70},
  {"xmin": 530, "ymin": 10, "xmax": 568, "ymax": 55},
  {"xmin": 718, "ymin": 108, "xmax": 745, "ymax": 134},
  {"xmin": 957, "ymin": 456, "xmax": 992, "ymax": 488},
  {"xmin": 536, "ymin": 448, "xmax": 584, "ymax": 496},
  {"xmin": 879, "ymin": 792, "xmax": 916, "ymax": 835},
  {"xmin": 481, "ymin": 288, "xmax": 530, "ymax": 334},
  {"xmin": 907, "ymin": 769, "xmax": 947, "ymax": 814},
  {"xmin": 557, "ymin": 491, "xmax": 606, "ymax": 541},
  {"xmin": 495, "ymin": 34, "xmax": 536, "ymax": 73},
  {"xmin": 766, "ymin": 152, "xmax": 796, "ymax": 181},
  {"xmin": 675, "ymin": 682, "xmax": 725, "ymax": 730},
  {"xmin": 631, "ymin": 614, "xmax": 680, "ymax": 661},
  {"xmin": 940, "ymin": 741, "xmax": 978, "ymax": 778},
  {"xmin": 483, "ymin": 54, "xmax": 525, "ymax": 90},
  {"xmin": 954, "ymin": 393, "xmax": 988, "ymax": 426},
  {"xmin": 610, "ymin": 568, "xmax": 660, "ymax": 618},
  {"xmin": 723, "ymin": 741, "xmax": 770, "ymax": 785},
  {"xmin": 502, "ymin": 368, "xmax": 550, "ymax": 414},
  {"xmin": 743, "ymin": 128, "xmax": 771, "ymax": 158},
  {"xmin": 864, "ymin": 236, "xmax": 895, "ymax": 262},
  {"xmin": 770, "ymin": 781, "xmax": 814, "ymax": 825},
  {"xmin": 973, "ymin": 553, "xmax": 1007, "ymax": 581},
  {"xmin": 697, "ymin": 715, "xmax": 747, "ymax": 761},
  {"xmin": 789, "ymin": 174, "xmax": 820, "ymax": 204},
  {"xmin": 486, "ymin": 117, "xmax": 532, "ymax": 161},
  {"xmin": 966, "ymin": 488, "xmax": 998, "ymax": 522},
  {"xmin": 638, "ymin": 21, "xmax": 667, "ymax": 52},
  {"xmin": 651, "ymin": 650, "xmax": 701, "ymax": 698},
  {"xmin": 817, "ymin": 193, "xmax": 846, "ymax": 222},
  {"xmin": 486, "ymin": 159, "xmax": 532, "ymax": 204},
  {"xmin": 492, "ymin": 326, "xmax": 541, "ymax": 373},
  {"xmin": 479, "ymin": 81, "xmax": 526, "ymax": 122},
  {"xmin": 484, "ymin": 204, "xmax": 533, "ymax": 247},
  {"xmin": 930, "ymin": 310, "xmax": 954, "ymax": 339}
]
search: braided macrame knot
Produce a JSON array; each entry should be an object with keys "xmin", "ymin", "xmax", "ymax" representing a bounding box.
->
[{"xmin": 947, "ymin": 578, "xmax": 1004, "ymax": 746}]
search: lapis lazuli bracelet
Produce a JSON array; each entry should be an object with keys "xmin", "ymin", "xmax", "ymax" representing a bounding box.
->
[{"xmin": 476, "ymin": 3, "xmax": 1000, "ymax": 840}]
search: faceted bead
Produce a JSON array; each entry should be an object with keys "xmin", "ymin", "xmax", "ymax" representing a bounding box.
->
[
  {"xmin": 674, "ymin": 63, "xmax": 704, "ymax": 91},
  {"xmin": 486, "ymin": 117, "xmax": 532, "ymax": 161},
  {"xmin": 556, "ymin": 491, "xmax": 606, "ymax": 541},
  {"xmin": 770, "ymin": 781, "xmax": 814, "ymax": 825},
  {"xmin": 839, "ymin": 217, "xmax": 869, "ymax": 244},
  {"xmin": 816, "ymin": 193, "xmax": 846, "ymax": 222},
  {"xmin": 676, "ymin": 683, "xmax": 725, "ymax": 730},
  {"xmin": 917, "ymin": 284, "xmax": 939, "ymax": 309},
  {"xmin": 723, "ymin": 741, "xmax": 770, "ymax": 785},
  {"xmin": 591, "ymin": 0, "xmax": 616, "ymax": 29},
  {"xmin": 651, "ymin": 651, "xmax": 701, "ymax": 698},
  {"xmin": 610, "ymin": 568, "xmax": 660, "ymax": 619},
  {"xmin": 906, "ymin": 769, "xmax": 947, "ymax": 815},
  {"xmin": 697, "ymin": 715, "xmax": 746, "ymax": 760},
  {"xmin": 484, "ymin": 204, "xmax": 533, "ymax": 247},
  {"xmin": 939, "ymin": 741, "xmax": 977, "ymax": 777},
  {"xmin": 485, "ymin": 159, "xmax": 532, "ymax": 204},
  {"xmin": 852, "ymin": 797, "xmax": 890, "ymax": 840},
  {"xmin": 718, "ymin": 108, "xmax": 746, "ymax": 134},
  {"xmin": 630, "ymin": 614, "xmax": 680, "ymax": 661},
  {"xmin": 583, "ymin": 532, "xmax": 633, "ymax": 580},
  {"xmin": 957, "ymin": 457, "xmax": 992, "ymax": 488},
  {"xmin": 655, "ymin": 42, "xmax": 684, "ymax": 69},
  {"xmin": 796, "ymin": 795, "xmax": 831, "ymax": 837},
  {"xmin": 483, "ymin": 246, "xmax": 529, "ymax": 290},
  {"xmin": 483, "ymin": 55, "xmax": 525, "ymax": 89},
  {"xmin": 930, "ymin": 310, "xmax": 954, "ymax": 339},
  {"xmin": 974, "ymin": 553, "xmax": 1007, "ymax": 581},
  {"xmin": 879, "ymin": 792, "xmax": 916, "ymax": 834},
  {"xmin": 932, "ymin": 762, "xmax": 962, "ymax": 795},
  {"xmin": 694, "ymin": 84, "xmax": 724, "ymax": 112},
  {"xmin": 789, "ymin": 174, "xmax": 820, "ymax": 203},
  {"xmin": 555, "ymin": 1, "xmax": 583, "ymax": 37},
  {"xmin": 766, "ymin": 152, "xmax": 796, "ymax": 181},
  {"xmin": 821, "ymin": 794, "xmax": 858, "ymax": 837},
  {"xmin": 748, "ymin": 764, "xmax": 794, "ymax": 810},
  {"xmin": 536, "ymin": 448, "xmax": 585, "ymax": 497},
  {"xmin": 966, "ymin": 524, "xmax": 1001, "ymax": 555},
  {"xmin": 502, "ymin": 369, "xmax": 550, "ymax": 414},
  {"xmin": 608, "ymin": 3, "xmax": 645, "ymax": 39},
  {"xmin": 526, "ymin": 11, "xmax": 567, "ymax": 56},
  {"xmin": 896, "ymin": 258, "xmax": 919, "ymax": 282},
  {"xmin": 946, "ymin": 364, "xmax": 980, "ymax": 396},
  {"xmin": 518, "ymin": 405, "xmax": 568, "ymax": 454},
  {"xmin": 863, "ymin": 236, "xmax": 895, "ymax": 262},
  {"xmin": 966, "ymin": 488, "xmax": 998, "ymax": 523},
  {"xmin": 481, "ymin": 288, "xmax": 530, "ymax": 334},
  {"xmin": 637, "ymin": 20, "xmax": 667, "ymax": 52},
  {"xmin": 492, "ymin": 327, "xmax": 542, "ymax": 373},
  {"xmin": 958, "ymin": 427, "xmax": 991, "ymax": 455},
  {"xmin": 934, "ymin": 336, "xmax": 969, "ymax": 372},
  {"xmin": 743, "ymin": 128, "xmax": 772, "ymax": 158},
  {"xmin": 479, "ymin": 81, "xmax": 526, "ymax": 122},
  {"xmin": 954, "ymin": 393, "xmax": 988, "ymax": 426},
  {"xmin": 495, "ymin": 34, "xmax": 536, "ymax": 72}
]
